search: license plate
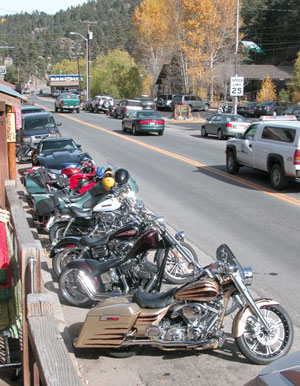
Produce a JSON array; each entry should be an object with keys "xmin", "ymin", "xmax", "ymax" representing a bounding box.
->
[
  {"xmin": 69, "ymin": 105, "xmax": 74, "ymax": 108},
  {"xmin": 149, "ymin": 122, "xmax": 155, "ymax": 125}
]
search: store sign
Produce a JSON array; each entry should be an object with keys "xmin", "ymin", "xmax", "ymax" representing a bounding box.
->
[
  {"xmin": 230, "ymin": 76, "xmax": 244, "ymax": 97},
  {"xmin": 6, "ymin": 112, "xmax": 16, "ymax": 142},
  {"xmin": 14, "ymin": 107, "xmax": 22, "ymax": 130}
]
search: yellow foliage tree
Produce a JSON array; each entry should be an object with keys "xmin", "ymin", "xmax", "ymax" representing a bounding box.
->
[
  {"xmin": 132, "ymin": 0, "xmax": 175, "ymax": 91},
  {"xmin": 256, "ymin": 75, "xmax": 277, "ymax": 103}
]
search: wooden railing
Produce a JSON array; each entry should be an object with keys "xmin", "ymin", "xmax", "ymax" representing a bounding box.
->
[{"xmin": 5, "ymin": 182, "xmax": 82, "ymax": 385}]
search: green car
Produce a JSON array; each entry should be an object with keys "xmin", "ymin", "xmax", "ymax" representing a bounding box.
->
[
  {"xmin": 54, "ymin": 92, "xmax": 80, "ymax": 113},
  {"xmin": 122, "ymin": 110, "xmax": 165, "ymax": 136}
]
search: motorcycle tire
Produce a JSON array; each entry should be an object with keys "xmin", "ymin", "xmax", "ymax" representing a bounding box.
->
[
  {"xmin": 49, "ymin": 222, "xmax": 88, "ymax": 243},
  {"xmin": 235, "ymin": 304, "xmax": 293, "ymax": 365},
  {"xmin": 102, "ymin": 345, "xmax": 142, "ymax": 358},
  {"xmin": 17, "ymin": 147, "xmax": 32, "ymax": 164},
  {"xmin": 59, "ymin": 267, "xmax": 95, "ymax": 308},
  {"xmin": 156, "ymin": 242, "xmax": 199, "ymax": 284},
  {"xmin": 52, "ymin": 248, "xmax": 91, "ymax": 278}
]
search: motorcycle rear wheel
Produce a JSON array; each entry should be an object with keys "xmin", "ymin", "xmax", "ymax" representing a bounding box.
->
[
  {"xmin": 17, "ymin": 147, "xmax": 32, "ymax": 164},
  {"xmin": 156, "ymin": 242, "xmax": 199, "ymax": 284},
  {"xmin": 53, "ymin": 248, "xmax": 91, "ymax": 278},
  {"xmin": 59, "ymin": 267, "xmax": 95, "ymax": 307},
  {"xmin": 49, "ymin": 222, "xmax": 88, "ymax": 243},
  {"xmin": 235, "ymin": 304, "xmax": 293, "ymax": 365}
]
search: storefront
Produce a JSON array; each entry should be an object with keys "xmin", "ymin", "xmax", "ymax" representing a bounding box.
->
[{"xmin": 0, "ymin": 83, "xmax": 23, "ymax": 206}]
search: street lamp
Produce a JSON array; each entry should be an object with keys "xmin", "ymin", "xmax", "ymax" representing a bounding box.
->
[{"xmin": 70, "ymin": 31, "xmax": 89, "ymax": 99}]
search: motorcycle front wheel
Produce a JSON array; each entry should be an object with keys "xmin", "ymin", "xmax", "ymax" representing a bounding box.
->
[
  {"xmin": 53, "ymin": 248, "xmax": 91, "ymax": 278},
  {"xmin": 59, "ymin": 267, "xmax": 95, "ymax": 308},
  {"xmin": 156, "ymin": 242, "xmax": 199, "ymax": 284},
  {"xmin": 235, "ymin": 304, "xmax": 293, "ymax": 365},
  {"xmin": 17, "ymin": 147, "xmax": 32, "ymax": 164}
]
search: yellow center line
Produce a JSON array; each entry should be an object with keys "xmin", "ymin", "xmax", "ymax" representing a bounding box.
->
[{"xmin": 40, "ymin": 104, "xmax": 300, "ymax": 207}]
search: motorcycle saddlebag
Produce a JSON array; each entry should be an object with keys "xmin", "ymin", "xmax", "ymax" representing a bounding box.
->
[{"xmin": 35, "ymin": 196, "xmax": 57, "ymax": 216}]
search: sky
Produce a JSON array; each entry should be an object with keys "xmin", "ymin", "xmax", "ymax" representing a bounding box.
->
[{"xmin": 0, "ymin": 1, "xmax": 88, "ymax": 16}]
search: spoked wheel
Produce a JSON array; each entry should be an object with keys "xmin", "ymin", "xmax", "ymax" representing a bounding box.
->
[
  {"xmin": 59, "ymin": 267, "xmax": 95, "ymax": 307},
  {"xmin": 49, "ymin": 222, "xmax": 87, "ymax": 243},
  {"xmin": 235, "ymin": 304, "xmax": 293, "ymax": 365},
  {"xmin": 102, "ymin": 345, "xmax": 142, "ymax": 358},
  {"xmin": 17, "ymin": 147, "xmax": 32, "ymax": 163},
  {"xmin": 156, "ymin": 242, "xmax": 199, "ymax": 284},
  {"xmin": 53, "ymin": 248, "xmax": 89, "ymax": 278}
]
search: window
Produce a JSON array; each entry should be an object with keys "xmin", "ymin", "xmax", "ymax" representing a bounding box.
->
[
  {"xmin": 190, "ymin": 96, "xmax": 197, "ymax": 101},
  {"xmin": 243, "ymin": 124, "xmax": 258, "ymax": 139},
  {"xmin": 262, "ymin": 126, "xmax": 296, "ymax": 143},
  {"xmin": 184, "ymin": 96, "xmax": 191, "ymax": 101}
]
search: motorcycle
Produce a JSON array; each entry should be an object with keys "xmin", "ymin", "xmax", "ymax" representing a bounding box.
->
[
  {"xmin": 16, "ymin": 142, "xmax": 37, "ymax": 164},
  {"xmin": 73, "ymin": 244, "xmax": 293, "ymax": 365},
  {"xmin": 217, "ymin": 104, "xmax": 233, "ymax": 114}
]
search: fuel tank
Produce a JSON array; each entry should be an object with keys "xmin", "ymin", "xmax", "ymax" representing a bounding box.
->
[{"xmin": 175, "ymin": 278, "xmax": 219, "ymax": 301}]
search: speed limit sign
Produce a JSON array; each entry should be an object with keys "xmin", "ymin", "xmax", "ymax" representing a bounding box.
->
[{"xmin": 230, "ymin": 76, "xmax": 244, "ymax": 97}]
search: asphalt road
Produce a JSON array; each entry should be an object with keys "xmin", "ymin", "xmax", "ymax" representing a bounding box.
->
[{"xmin": 30, "ymin": 95, "xmax": 300, "ymax": 386}]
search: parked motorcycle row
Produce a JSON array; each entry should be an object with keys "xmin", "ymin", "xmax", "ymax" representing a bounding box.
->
[{"xmin": 18, "ymin": 155, "xmax": 294, "ymax": 365}]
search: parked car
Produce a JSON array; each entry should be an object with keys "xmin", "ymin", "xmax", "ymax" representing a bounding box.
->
[
  {"xmin": 134, "ymin": 96, "xmax": 156, "ymax": 110},
  {"xmin": 54, "ymin": 92, "xmax": 80, "ymax": 113},
  {"xmin": 31, "ymin": 137, "xmax": 93, "ymax": 168},
  {"xmin": 90, "ymin": 95, "xmax": 114, "ymax": 113},
  {"xmin": 22, "ymin": 87, "xmax": 31, "ymax": 95},
  {"xmin": 254, "ymin": 101, "xmax": 287, "ymax": 117},
  {"xmin": 283, "ymin": 104, "xmax": 300, "ymax": 120},
  {"xmin": 171, "ymin": 94, "xmax": 210, "ymax": 111},
  {"xmin": 21, "ymin": 104, "xmax": 45, "ymax": 115},
  {"xmin": 19, "ymin": 112, "xmax": 62, "ymax": 145},
  {"xmin": 82, "ymin": 98, "xmax": 93, "ymax": 111},
  {"xmin": 201, "ymin": 113, "xmax": 250, "ymax": 140},
  {"xmin": 51, "ymin": 89, "xmax": 60, "ymax": 98},
  {"xmin": 122, "ymin": 110, "xmax": 165, "ymax": 136},
  {"xmin": 113, "ymin": 99, "xmax": 143, "ymax": 119},
  {"xmin": 237, "ymin": 101, "xmax": 257, "ymax": 116},
  {"xmin": 226, "ymin": 116, "xmax": 300, "ymax": 190},
  {"xmin": 156, "ymin": 94, "xmax": 175, "ymax": 110}
]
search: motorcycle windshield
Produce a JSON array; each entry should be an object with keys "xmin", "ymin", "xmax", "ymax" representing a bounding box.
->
[{"xmin": 128, "ymin": 177, "xmax": 138, "ymax": 193}]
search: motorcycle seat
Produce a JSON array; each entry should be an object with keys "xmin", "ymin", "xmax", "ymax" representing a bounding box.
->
[
  {"xmin": 69, "ymin": 206, "xmax": 92, "ymax": 219},
  {"xmin": 132, "ymin": 287, "xmax": 177, "ymax": 309},
  {"xmin": 80, "ymin": 234, "xmax": 110, "ymax": 247}
]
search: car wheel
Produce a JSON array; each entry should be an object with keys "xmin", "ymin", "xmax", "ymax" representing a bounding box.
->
[
  {"xmin": 270, "ymin": 164, "xmax": 288, "ymax": 190},
  {"xmin": 217, "ymin": 129, "xmax": 224, "ymax": 140},
  {"xmin": 122, "ymin": 122, "xmax": 127, "ymax": 132},
  {"xmin": 201, "ymin": 126, "xmax": 207, "ymax": 137},
  {"xmin": 158, "ymin": 130, "xmax": 164, "ymax": 136},
  {"xmin": 76, "ymin": 108, "xmax": 80, "ymax": 114},
  {"xmin": 226, "ymin": 151, "xmax": 239, "ymax": 174},
  {"xmin": 132, "ymin": 125, "xmax": 138, "ymax": 136},
  {"xmin": 204, "ymin": 104, "xmax": 209, "ymax": 111},
  {"xmin": 54, "ymin": 106, "xmax": 58, "ymax": 112},
  {"xmin": 60, "ymin": 107, "xmax": 63, "ymax": 113},
  {"xmin": 189, "ymin": 104, "xmax": 193, "ymax": 113},
  {"xmin": 89, "ymin": 107, "xmax": 93, "ymax": 113}
]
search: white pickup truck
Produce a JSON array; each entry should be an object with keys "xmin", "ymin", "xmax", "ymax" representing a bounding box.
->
[{"xmin": 225, "ymin": 118, "xmax": 300, "ymax": 190}]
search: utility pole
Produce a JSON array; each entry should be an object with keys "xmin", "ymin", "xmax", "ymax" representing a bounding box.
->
[
  {"xmin": 80, "ymin": 20, "xmax": 97, "ymax": 99},
  {"xmin": 234, "ymin": 0, "xmax": 240, "ymax": 114}
]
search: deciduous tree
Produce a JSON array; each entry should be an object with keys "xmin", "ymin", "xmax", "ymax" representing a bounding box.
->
[
  {"xmin": 256, "ymin": 74, "xmax": 277, "ymax": 102},
  {"xmin": 288, "ymin": 51, "xmax": 300, "ymax": 104}
]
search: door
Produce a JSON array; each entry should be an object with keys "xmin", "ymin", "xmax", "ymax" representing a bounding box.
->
[{"xmin": 237, "ymin": 124, "xmax": 259, "ymax": 167}]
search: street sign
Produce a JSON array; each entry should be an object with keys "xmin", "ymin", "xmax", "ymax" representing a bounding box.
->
[
  {"xmin": 230, "ymin": 76, "xmax": 244, "ymax": 97},
  {"xmin": 0, "ymin": 65, "xmax": 6, "ymax": 75}
]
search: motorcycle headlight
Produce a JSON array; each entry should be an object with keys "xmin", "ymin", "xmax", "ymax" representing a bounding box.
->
[{"xmin": 242, "ymin": 266, "xmax": 253, "ymax": 285}]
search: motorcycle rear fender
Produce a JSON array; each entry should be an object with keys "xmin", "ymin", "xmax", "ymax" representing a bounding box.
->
[
  {"xmin": 49, "ymin": 236, "xmax": 82, "ymax": 258},
  {"xmin": 232, "ymin": 299, "xmax": 280, "ymax": 338},
  {"xmin": 74, "ymin": 298, "xmax": 141, "ymax": 348},
  {"xmin": 65, "ymin": 256, "xmax": 125, "ymax": 275}
]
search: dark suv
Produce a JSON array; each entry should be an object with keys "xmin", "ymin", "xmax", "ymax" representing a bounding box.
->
[{"xmin": 19, "ymin": 112, "xmax": 62, "ymax": 145}]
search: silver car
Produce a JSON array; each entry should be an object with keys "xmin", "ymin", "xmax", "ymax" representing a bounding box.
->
[{"xmin": 201, "ymin": 114, "xmax": 250, "ymax": 140}]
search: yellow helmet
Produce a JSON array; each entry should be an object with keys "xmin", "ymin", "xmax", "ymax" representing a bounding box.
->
[{"xmin": 102, "ymin": 171, "xmax": 115, "ymax": 191}]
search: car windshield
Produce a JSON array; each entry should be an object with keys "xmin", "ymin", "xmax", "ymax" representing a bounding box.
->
[
  {"xmin": 61, "ymin": 93, "xmax": 78, "ymax": 99},
  {"xmin": 224, "ymin": 115, "xmax": 246, "ymax": 122},
  {"xmin": 260, "ymin": 102, "xmax": 273, "ymax": 106},
  {"xmin": 128, "ymin": 101, "xmax": 142, "ymax": 106},
  {"xmin": 23, "ymin": 116, "xmax": 56, "ymax": 130},
  {"xmin": 40, "ymin": 140, "xmax": 77, "ymax": 153},
  {"xmin": 240, "ymin": 102, "xmax": 256, "ymax": 107},
  {"xmin": 136, "ymin": 111, "xmax": 160, "ymax": 118}
]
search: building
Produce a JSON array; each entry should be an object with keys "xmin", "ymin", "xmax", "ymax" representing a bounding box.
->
[{"xmin": 47, "ymin": 74, "xmax": 83, "ymax": 96}]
